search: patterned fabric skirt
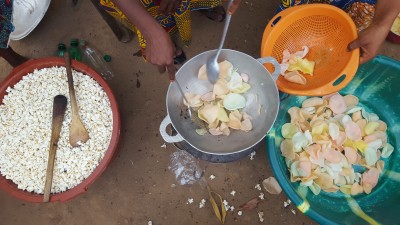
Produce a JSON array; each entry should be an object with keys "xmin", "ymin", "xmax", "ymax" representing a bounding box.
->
[
  {"xmin": 276, "ymin": 0, "xmax": 377, "ymax": 31},
  {"xmin": 99, "ymin": 0, "xmax": 221, "ymax": 56},
  {"xmin": 0, "ymin": 0, "xmax": 14, "ymax": 48}
]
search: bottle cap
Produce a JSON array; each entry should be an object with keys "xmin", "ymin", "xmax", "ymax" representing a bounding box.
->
[
  {"xmin": 58, "ymin": 43, "xmax": 66, "ymax": 50},
  {"xmin": 103, "ymin": 55, "xmax": 111, "ymax": 62},
  {"xmin": 70, "ymin": 38, "xmax": 79, "ymax": 46}
]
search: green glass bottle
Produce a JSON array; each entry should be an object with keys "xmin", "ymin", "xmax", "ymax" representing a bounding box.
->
[
  {"xmin": 56, "ymin": 43, "xmax": 66, "ymax": 57},
  {"xmin": 69, "ymin": 39, "xmax": 82, "ymax": 61}
]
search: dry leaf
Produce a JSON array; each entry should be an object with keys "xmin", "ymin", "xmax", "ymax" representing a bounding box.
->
[
  {"xmin": 262, "ymin": 177, "xmax": 282, "ymax": 194},
  {"xmin": 207, "ymin": 186, "xmax": 226, "ymax": 224},
  {"xmin": 238, "ymin": 197, "xmax": 261, "ymax": 211}
]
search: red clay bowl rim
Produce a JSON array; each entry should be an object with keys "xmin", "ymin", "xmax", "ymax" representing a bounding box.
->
[{"xmin": 0, "ymin": 57, "xmax": 121, "ymax": 203}]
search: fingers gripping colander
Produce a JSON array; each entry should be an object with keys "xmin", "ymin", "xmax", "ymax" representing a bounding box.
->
[{"xmin": 261, "ymin": 4, "xmax": 360, "ymax": 96}]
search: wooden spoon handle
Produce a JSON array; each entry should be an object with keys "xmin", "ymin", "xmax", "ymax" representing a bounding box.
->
[
  {"xmin": 43, "ymin": 95, "xmax": 68, "ymax": 203},
  {"xmin": 63, "ymin": 53, "xmax": 79, "ymax": 119}
]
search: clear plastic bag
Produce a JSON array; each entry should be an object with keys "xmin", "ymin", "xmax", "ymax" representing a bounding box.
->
[{"xmin": 169, "ymin": 150, "xmax": 202, "ymax": 185}]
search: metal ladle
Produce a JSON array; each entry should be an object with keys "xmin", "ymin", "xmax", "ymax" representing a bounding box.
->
[
  {"xmin": 206, "ymin": 0, "xmax": 233, "ymax": 84},
  {"xmin": 174, "ymin": 79, "xmax": 207, "ymax": 129}
]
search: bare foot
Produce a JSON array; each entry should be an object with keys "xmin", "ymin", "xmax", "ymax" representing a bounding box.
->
[{"xmin": 199, "ymin": 6, "xmax": 226, "ymax": 22}]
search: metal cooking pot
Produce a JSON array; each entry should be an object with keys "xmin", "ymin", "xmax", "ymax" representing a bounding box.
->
[{"xmin": 160, "ymin": 49, "xmax": 280, "ymax": 159}]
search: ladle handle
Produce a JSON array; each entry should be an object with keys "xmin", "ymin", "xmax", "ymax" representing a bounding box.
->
[
  {"xmin": 215, "ymin": 0, "xmax": 233, "ymax": 59},
  {"xmin": 64, "ymin": 53, "xmax": 79, "ymax": 120},
  {"xmin": 43, "ymin": 95, "xmax": 68, "ymax": 202}
]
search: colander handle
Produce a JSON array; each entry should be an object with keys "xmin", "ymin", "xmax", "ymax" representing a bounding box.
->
[
  {"xmin": 257, "ymin": 57, "xmax": 281, "ymax": 81},
  {"xmin": 159, "ymin": 115, "xmax": 185, "ymax": 143}
]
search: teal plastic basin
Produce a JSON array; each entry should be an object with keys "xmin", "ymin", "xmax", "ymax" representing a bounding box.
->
[{"xmin": 266, "ymin": 55, "xmax": 400, "ymax": 225}]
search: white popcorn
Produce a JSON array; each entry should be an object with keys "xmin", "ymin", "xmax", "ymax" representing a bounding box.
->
[
  {"xmin": 160, "ymin": 143, "xmax": 167, "ymax": 149},
  {"xmin": 259, "ymin": 192, "xmax": 265, "ymax": 200},
  {"xmin": 230, "ymin": 206, "xmax": 235, "ymax": 211},
  {"xmin": 238, "ymin": 211, "xmax": 243, "ymax": 216},
  {"xmin": 187, "ymin": 198, "xmax": 194, "ymax": 204},
  {"xmin": 255, "ymin": 184, "xmax": 262, "ymax": 191},
  {"xmin": 0, "ymin": 67, "xmax": 113, "ymax": 194},
  {"xmin": 230, "ymin": 190, "xmax": 236, "ymax": 196},
  {"xmin": 258, "ymin": 211, "xmax": 264, "ymax": 222},
  {"xmin": 249, "ymin": 151, "xmax": 256, "ymax": 160},
  {"xmin": 209, "ymin": 174, "xmax": 216, "ymax": 180},
  {"xmin": 291, "ymin": 209, "xmax": 296, "ymax": 215},
  {"xmin": 199, "ymin": 199, "xmax": 206, "ymax": 208},
  {"xmin": 148, "ymin": 221, "xmax": 153, "ymax": 225},
  {"xmin": 222, "ymin": 199, "xmax": 230, "ymax": 210},
  {"xmin": 283, "ymin": 201, "xmax": 290, "ymax": 208}
]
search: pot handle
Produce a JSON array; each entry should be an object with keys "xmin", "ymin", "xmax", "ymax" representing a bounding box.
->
[
  {"xmin": 159, "ymin": 115, "xmax": 185, "ymax": 143},
  {"xmin": 257, "ymin": 57, "xmax": 281, "ymax": 82}
]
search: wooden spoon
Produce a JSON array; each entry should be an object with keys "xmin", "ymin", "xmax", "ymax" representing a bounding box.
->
[
  {"xmin": 64, "ymin": 52, "xmax": 90, "ymax": 147},
  {"xmin": 43, "ymin": 95, "xmax": 68, "ymax": 203}
]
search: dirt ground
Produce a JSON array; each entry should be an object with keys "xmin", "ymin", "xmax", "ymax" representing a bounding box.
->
[{"xmin": 0, "ymin": 1, "xmax": 399, "ymax": 225}]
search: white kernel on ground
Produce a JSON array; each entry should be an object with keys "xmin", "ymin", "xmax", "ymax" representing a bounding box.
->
[
  {"xmin": 209, "ymin": 174, "xmax": 216, "ymax": 180},
  {"xmin": 259, "ymin": 192, "xmax": 265, "ymax": 200},
  {"xmin": 258, "ymin": 211, "xmax": 264, "ymax": 222},
  {"xmin": 222, "ymin": 199, "xmax": 230, "ymax": 210},
  {"xmin": 284, "ymin": 201, "xmax": 290, "ymax": 208},
  {"xmin": 230, "ymin": 190, "xmax": 236, "ymax": 196},
  {"xmin": 238, "ymin": 211, "xmax": 243, "ymax": 216},
  {"xmin": 249, "ymin": 151, "xmax": 256, "ymax": 160},
  {"xmin": 0, "ymin": 67, "xmax": 113, "ymax": 194},
  {"xmin": 187, "ymin": 198, "xmax": 194, "ymax": 204},
  {"xmin": 199, "ymin": 199, "xmax": 206, "ymax": 208},
  {"xmin": 255, "ymin": 184, "xmax": 261, "ymax": 191},
  {"xmin": 291, "ymin": 209, "xmax": 296, "ymax": 215},
  {"xmin": 148, "ymin": 221, "xmax": 153, "ymax": 225}
]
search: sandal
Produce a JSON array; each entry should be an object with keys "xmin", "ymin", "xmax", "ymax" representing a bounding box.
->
[
  {"xmin": 174, "ymin": 50, "xmax": 187, "ymax": 65},
  {"xmin": 200, "ymin": 6, "xmax": 226, "ymax": 22}
]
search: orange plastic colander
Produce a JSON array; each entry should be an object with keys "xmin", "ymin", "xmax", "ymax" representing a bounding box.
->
[{"xmin": 261, "ymin": 4, "xmax": 360, "ymax": 96}]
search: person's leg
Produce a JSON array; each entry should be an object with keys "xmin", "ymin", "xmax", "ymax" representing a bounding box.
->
[
  {"xmin": 170, "ymin": 32, "xmax": 186, "ymax": 65},
  {"xmin": 0, "ymin": 47, "xmax": 28, "ymax": 67}
]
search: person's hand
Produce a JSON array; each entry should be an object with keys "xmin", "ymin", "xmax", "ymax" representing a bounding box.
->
[
  {"xmin": 145, "ymin": 27, "xmax": 177, "ymax": 80},
  {"xmin": 348, "ymin": 23, "xmax": 391, "ymax": 64},
  {"xmin": 227, "ymin": 0, "xmax": 242, "ymax": 15},
  {"xmin": 158, "ymin": 0, "xmax": 182, "ymax": 15}
]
